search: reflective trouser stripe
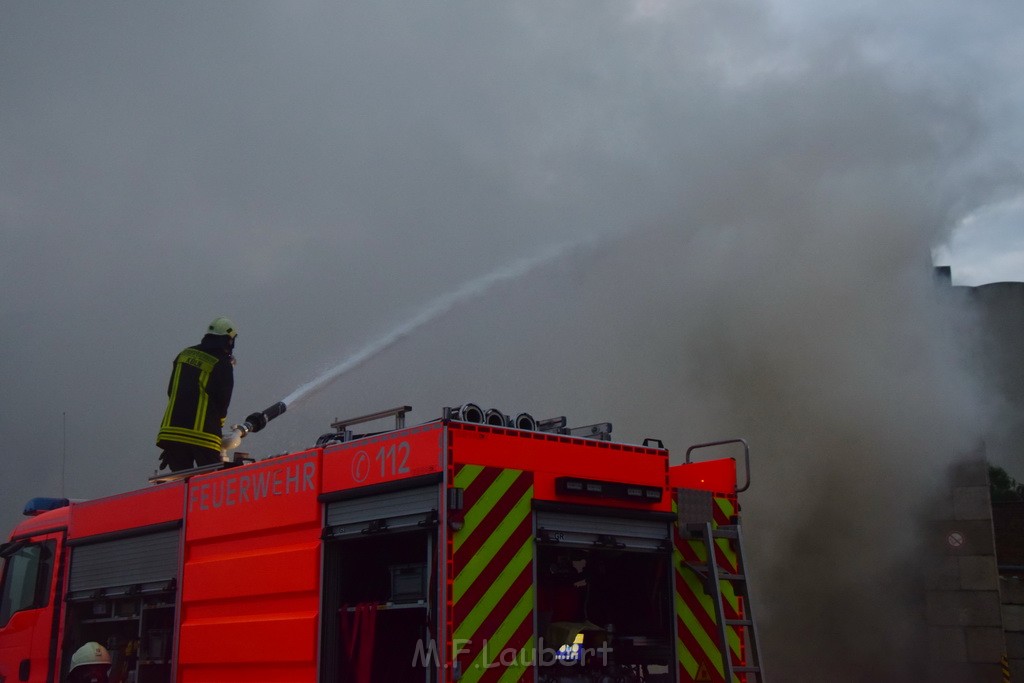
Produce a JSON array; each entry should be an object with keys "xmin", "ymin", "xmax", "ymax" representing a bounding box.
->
[{"xmin": 157, "ymin": 426, "xmax": 221, "ymax": 451}]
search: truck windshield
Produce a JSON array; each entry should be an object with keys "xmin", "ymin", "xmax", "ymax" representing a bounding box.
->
[{"xmin": 0, "ymin": 540, "xmax": 55, "ymax": 627}]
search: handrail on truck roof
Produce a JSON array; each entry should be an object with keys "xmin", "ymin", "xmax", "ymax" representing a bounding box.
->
[{"xmin": 685, "ymin": 438, "xmax": 751, "ymax": 493}]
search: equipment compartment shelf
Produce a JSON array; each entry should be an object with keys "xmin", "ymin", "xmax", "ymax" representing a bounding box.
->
[{"xmin": 66, "ymin": 590, "xmax": 175, "ymax": 683}]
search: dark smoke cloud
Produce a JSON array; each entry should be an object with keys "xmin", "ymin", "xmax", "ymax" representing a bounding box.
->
[{"xmin": 1, "ymin": 1, "xmax": 1018, "ymax": 679}]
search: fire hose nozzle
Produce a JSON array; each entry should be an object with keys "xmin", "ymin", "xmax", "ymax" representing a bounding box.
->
[
  {"xmin": 247, "ymin": 401, "xmax": 286, "ymax": 433},
  {"xmin": 244, "ymin": 411, "xmax": 268, "ymax": 432}
]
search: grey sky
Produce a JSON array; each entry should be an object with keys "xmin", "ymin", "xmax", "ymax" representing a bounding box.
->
[{"xmin": 2, "ymin": 1, "xmax": 1022, "ymax": 678}]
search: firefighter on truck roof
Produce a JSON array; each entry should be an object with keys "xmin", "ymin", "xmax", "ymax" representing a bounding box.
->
[{"xmin": 156, "ymin": 316, "xmax": 236, "ymax": 472}]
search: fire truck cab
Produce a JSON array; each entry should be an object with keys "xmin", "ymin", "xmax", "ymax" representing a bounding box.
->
[{"xmin": 0, "ymin": 406, "xmax": 760, "ymax": 683}]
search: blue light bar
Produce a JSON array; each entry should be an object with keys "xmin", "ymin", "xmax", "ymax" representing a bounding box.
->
[{"xmin": 23, "ymin": 497, "xmax": 70, "ymax": 516}]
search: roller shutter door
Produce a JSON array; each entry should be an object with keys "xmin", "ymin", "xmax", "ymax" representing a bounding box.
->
[
  {"xmin": 535, "ymin": 510, "xmax": 670, "ymax": 552},
  {"xmin": 325, "ymin": 485, "xmax": 440, "ymax": 538},
  {"xmin": 69, "ymin": 529, "xmax": 180, "ymax": 596}
]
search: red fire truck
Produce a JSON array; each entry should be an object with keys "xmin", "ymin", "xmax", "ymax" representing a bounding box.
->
[{"xmin": 0, "ymin": 404, "xmax": 763, "ymax": 682}]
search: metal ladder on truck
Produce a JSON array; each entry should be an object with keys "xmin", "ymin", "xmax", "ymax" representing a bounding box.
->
[
  {"xmin": 693, "ymin": 521, "xmax": 765, "ymax": 682},
  {"xmin": 683, "ymin": 439, "xmax": 765, "ymax": 683}
]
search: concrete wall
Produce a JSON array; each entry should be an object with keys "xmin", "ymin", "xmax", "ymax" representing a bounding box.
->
[
  {"xmin": 926, "ymin": 457, "xmax": 1007, "ymax": 682},
  {"xmin": 937, "ymin": 273, "xmax": 1024, "ymax": 682}
]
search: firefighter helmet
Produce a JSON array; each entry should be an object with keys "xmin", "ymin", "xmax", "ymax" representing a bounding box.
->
[
  {"xmin": 207, "ymin": 316, "xmax": 237, "ymax": 339},
  {"xmin": 69, "ymin": 642, "xmax": 111, "ymax": 671}
]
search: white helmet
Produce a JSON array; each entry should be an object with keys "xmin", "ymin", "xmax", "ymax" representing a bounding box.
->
[
  {"xmin": 70, "ymin": 642, "xmax": 111, "ymax": 671},
  {"xmin": 207, "ymin": 316, "xmax": 237, "ymax": 339}
]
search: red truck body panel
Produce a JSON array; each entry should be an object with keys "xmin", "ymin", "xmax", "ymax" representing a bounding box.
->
[
  {"xmin": 1, "ymin": 416, "xmax": 752, "ymax": 683},
  {"xmin": 179, "ymin": 448, "xmax": 322, "ymax": 682},
  {"xmin": 70, "ymin": 483, "xmax": 185, "ymax": 540}
]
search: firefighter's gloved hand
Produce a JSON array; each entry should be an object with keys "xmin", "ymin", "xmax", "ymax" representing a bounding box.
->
[
  {"xmin": 158, "ymin": 453, "xmax": 168, "ymax": 471},
  {"xmin": 245, "ymin": 411, "xmax": 268, "ymax": 432}
]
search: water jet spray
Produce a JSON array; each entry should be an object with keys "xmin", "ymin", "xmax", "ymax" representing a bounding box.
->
[
  {"xmin": 280, "ymin": 240, "xmax": 589, "ymax": 408},
  {"xmin": 220, "ymin": 241, "xmax": 591, "ymax": 456},
  {"xmin": 220, "ymin": 400, "xmax": 287, "ymax": 451}
]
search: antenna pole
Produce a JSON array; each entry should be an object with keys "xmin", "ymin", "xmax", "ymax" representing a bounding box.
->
[{"xmin": 61, "ymin": 411, "xmax": 67, "ymax": 498}]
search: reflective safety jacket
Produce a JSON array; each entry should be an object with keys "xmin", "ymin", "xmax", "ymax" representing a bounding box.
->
[{"xmin": 156, "ymin": 337, "xmax": 234, "ymax": 453}]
